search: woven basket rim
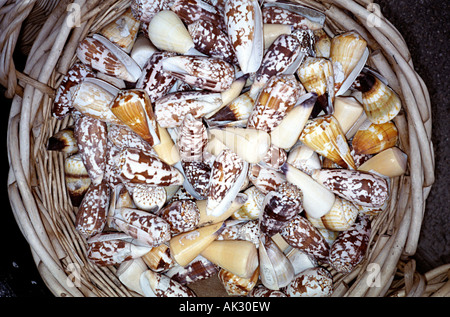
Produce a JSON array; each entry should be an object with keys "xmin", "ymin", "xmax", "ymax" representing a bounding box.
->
[{"xmin": 3, "ymin": 0, "xmax": 438, "ymax": 297}]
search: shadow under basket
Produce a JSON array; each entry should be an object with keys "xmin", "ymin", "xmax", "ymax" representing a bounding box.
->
[{"xmin": 2, "ymin": 0, "xmax": 447, "ymax": 297}]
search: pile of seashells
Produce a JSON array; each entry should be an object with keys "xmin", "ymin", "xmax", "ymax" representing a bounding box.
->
[{"xmin": 47, "ymin": 0, "xmax": 408, "ymax": 297}]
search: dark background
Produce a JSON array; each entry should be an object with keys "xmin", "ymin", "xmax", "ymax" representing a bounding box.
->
[{"xmin": 0, "ymin": 0, "xmax": 449, "ymax": 297}]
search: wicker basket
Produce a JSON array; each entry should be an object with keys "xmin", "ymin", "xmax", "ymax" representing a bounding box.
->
[{"xmin": 2, "ymin": 0, "xmax": 446, "ymax": 297}]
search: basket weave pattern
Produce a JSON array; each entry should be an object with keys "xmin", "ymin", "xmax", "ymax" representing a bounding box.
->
[{"xmin": 2, "ymin": 0, "xmax": 447, "ymax": 297}]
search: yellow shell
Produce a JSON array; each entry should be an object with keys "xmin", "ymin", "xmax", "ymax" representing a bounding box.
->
[
  {"xmin": 306, "ymin": 197, "xmax": 359, "ymax": 231},
  {"xmin": 297, "ymin": 57, "xmax": 334, "ymax": 113},
  {"xmin": 99, "ymin": 8, "xmax": 140, "ymax": 53},
  {"xmin": 232, "ymin": 186, "xmax": 265, "ymax": 220},
  {"xmin": 110, "ymin": 89, "xmax": 160, "ymax": 146},
  {"xmin": 352, "ymin": 121, "xmax": 398, "ymax": 155},
  {"xmin": 354, "ymin": 72, "xmax": 402, "ymax": 124},
  {"xmin": 299, "ymin": 114, "xmax": 356, "ymax": 169},
  {"xmin": 330, "ymin": 31, "xmax": 368, "ymax": 95}
]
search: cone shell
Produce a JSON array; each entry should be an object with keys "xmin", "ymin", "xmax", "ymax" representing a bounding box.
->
[
  {"xmin": 197, "ymin": 193, "xmax": 247, "ymax": 226},
  {"xmin": 314, "ymin": 28, "xmax": 331, "ymax": 58},
  {"xmin": 206, "ymin": 91, "xmax": 254, "ymax": 126},
  {"xmin": 207, "ymin": 127, "xmax": 271, "ymax": 164},
  {"xmin": 281, "ymin": 163, "xmax": 335, "ymax": 219},
  {"xmin": 181, "ymin": 161, "xmax": 211, "ymax": 198},
  {"xmin": 162, "ymin": 55, "xmax": 235, "ymax": 92},
  {"xmin": 259, "ymin": 183, "xmax": 303, "ymax": 236},
  {"xmin": 177, "ymin": 114, "xmax": 208, "ymax": 162},
  {"xmin": 206, "ymin": 149, "xmax": 249, "ymax": 217},
  {"xmin": 110, "ymin": 89, "xmax": 160, "ymax": 146},
  {"xmin": 282, "ymin": 267, "xmax": 333, "ymax": 297},
  {"xmin": 248, "ymin": 163, "xmax": 287, "ymax": 194},
  {"xmin": 147, "ymin": 10, "xmax": 195, "ymax": 54},
  {"xmin": 306, "ymin": 197, "xmax": 358, "ymax": 232},
  {"xmin": 75, "ymin": 181, "xmax": 110, "ymax": 238},
  {"xmin": 87, "ymin": 234, "xmax": 151, "ymax": 266},
  {"xmin": 114, "ymin": 147, "xmax": 184, "ymax": 186},
  {"xmin": 172, "ymin": 0, "xmax": 227, "ymax": 32},
  {"xmin": 352, "ymin": 121, "xmax": 398, "ymax": 155},
  {"xmin": 132, "ymin": 184, "xmax": 166, "ymax": 212},
  {"xmin": 141, "ymin": 243, "xmax": 175, "ymax": 273},
  {"xmin": 269, "ymin": 92, "xmax": 317, "ymax": 150},
  {"xmin": 140, "ymin": 270, "xmax": 196, "ymax": 297},
  {"xmin": 251, "ymin": 33, "xmax": 307, "ymax": 94},
  {"xmin": 65, "ymin": 154, "xmax": 91, "ymax": 207},
  {"xmin": 225, "ymin": 0, "xmax": 264, "ymax": 74},
  {"xmin": 169, "ymin": 221, "xmax": 224, "ymax": 266},
  {"xmin": 155, "ymin": 91, "xmax": 223, "ymax": 128},
  {"xmin": 130, "ymin": 35, "xmax": 157, "ymax": 69},
  {"xmin": 311, "ymin": 168, "xmax": 389, "ymax": 208},
  {"xmin": 328, "ymin": 215, "xmax": 371, "ymax": 273},
  {"xmin": 247, "ymin": 74, "xmax": 305, "ymax": 133},
  {"xmin": 299, "ymin": 114, "xmax": 356, "ymax": 169},
  {"xmin": 152, "ymin": 123, "xmax": 181, "ymax": 165},
  {"xmin": 262, "ymin": 5, "xmax": 323, "ymax": 31},
  {"xmin": 219, "ymin": 267, "xmax": 259, "ymax": 296},
  {"xmin": 280, "ymin": 214, "xmax": 330, "ymax": 262},
  {"xmin": 332, "ymin": 96, "xmax": 365, "ymax": 135},
  {"xmin": 188, "ymin": 20, "xmax": 237, "ymax": 65},
  {"xmin": 158, "ymin": 199, "xmax": 200, "ymax": 234},
  {"xmin": 358, "ymin": 147, "xmax": 408, "ymax": 178},
  {"xmin": 166, "ymin": 255, "xmax": 218, "ymax": 285},
  {"xmin": 74, "ymin": 115, "xmax": 108, "ymax": 185},
  {"xmin": 117, "ymin": 258, "xmax": 147, "ymax": 296},
  {"xmin": 258, "ymin": 233, "xmax": 295, "ymax": 290},
  {"xmin": 286, "ymin": 144, "xmax": 321, "ymax": 176},
  {"xmin": 47, "ymin": 127, "xmax": 78, "ymax": 154},
  {"xmin": 107, "ymin": 124, "xmax": 154, "ymax": 153},
  {"xmin": 76, "ymin": 34, "xmax": 142, "ymax": 82},
  {"xmin": 261, "ymin": 144, "xmax": 287, "ymax": 171},
  {"xmin": 131, "ymin": 0, "xmax": 171, "ymax": 23},
  {"xmin": 70, "ymin": 78, "xmax": 122, "ymax": 125},
  {"xmin": 353, "ymin": 72, "xmax": 402, "ymax": 124},
  {"xmin": 201, "ymin": 240, "xmax": 259, "ymax": 279},
  {"xmin": 330, "ymin": 31, "xmax": 368, "ymax": 95},
  {"xmin": 114, "ymin": 207, "xmax": 171, "ymax": 247},
  {"xmin": 232, "ymin": 186, "xmax": 265, "ymax": 220},
  {"xmin": 248, "ymin": 284, "xmax": 287, "ymax": 297},
  {"xmin": 135, "ymin": 51, "xmax": 177, "ymax": 104},
  {"xmin": 286, "ymin": 248, "xmax": 318, "ymax": 275},
  {"xmin": 297, "ymin": 57, "xmax": 335, "ymax": 114},
  {"xmin": 99, "ymin": 8, "xmax": 140, "ymax": 54},
  {"xmin": 52, "ymin": 62, "xmax": 95, "ymax": 119}
]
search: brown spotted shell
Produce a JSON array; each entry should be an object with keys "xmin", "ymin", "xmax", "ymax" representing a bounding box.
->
[
  {"xmin": 158, "ymin": 199, "xmax": 200, "ymax": 234},
  {"xmin": 259, "ymin": 182, "xmax": 303, "ymax": 236},
  {"xmin": 328, "ymin": 214, "xmax": 371, "ymax": 273}
]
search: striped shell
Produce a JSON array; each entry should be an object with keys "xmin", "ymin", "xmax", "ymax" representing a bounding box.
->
[
  {"xmin": 353, "ymin": 72, "xmax": 402, "ymax": 124},
  {"xmin": 299, "ymin": 114, "xmax": 356, "ymax": 169},
  {"xmin": 352, "ymin": 121, "xmax": 398, "ymax": 155},
  {"xmin": 177, "ymin": 114, "xmax": 208, "ymax": 162},
  {"xmin": 64, "ymin": 154, "xmax": 91, "ymax": 207},
  {"xmin": 306, "ymin": 197, "xmax": 359, "ymax": 232},
  {"xmin": 219, "ymin": 267, "xmax": 259, "ymax": 296},
  {"xmin": 171, "ymin": 0, "xmax": 226, "ymax": 32}
]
